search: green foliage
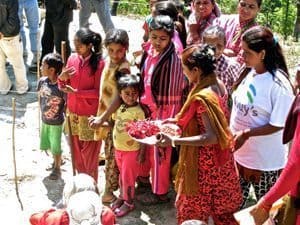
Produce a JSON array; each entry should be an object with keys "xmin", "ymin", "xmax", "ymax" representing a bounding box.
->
[{"xmin": 111, "ymin": 0, "xmax": 149, "ymax": 17}]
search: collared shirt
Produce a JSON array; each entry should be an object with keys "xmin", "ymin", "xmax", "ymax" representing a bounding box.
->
[{"xmin": 215, "ymin": 54, "xmax": 241, "ymax": 94}]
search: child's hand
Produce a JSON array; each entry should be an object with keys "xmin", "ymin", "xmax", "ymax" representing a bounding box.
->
[
  {"xmin": 59, "ymin": 66, "xmax": 76, "ymax": 81},
  {"xmin": 63, "ymin": 85, "xmax": 77, "ymax": 93},
  {"xmin": 88, "ymin": 116, "xmax": 104, "ymax": 129}
]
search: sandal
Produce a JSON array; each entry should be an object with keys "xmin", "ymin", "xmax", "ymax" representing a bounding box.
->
[
  {"xmin": 137, "ymin": 193, "xmax": 170, "ymax": 206},
  {"xmin": 110, "ymin": 198, "xmax": 124, "ymax": 211},
  {"xmin": 48, "ymin": 168, "xmax": 61, "ymax": 180},
  {"xmin": 114, "ymin": 201, "xmax": 135, "ymax": 217}
]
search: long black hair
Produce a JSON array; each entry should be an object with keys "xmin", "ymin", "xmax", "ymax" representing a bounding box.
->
[{"xmin": 75, "ymin": 28, "xmax": 102, "ymax": 74}]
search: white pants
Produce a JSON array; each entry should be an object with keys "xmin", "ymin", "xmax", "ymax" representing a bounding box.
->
[{"xmin": 0, "ymin": 35, "xmax": 28, "ymax": 94}]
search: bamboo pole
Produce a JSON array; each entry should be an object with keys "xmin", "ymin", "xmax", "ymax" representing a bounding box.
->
[
  {"xmin": 61, "ymin": 41, "xmax": 76, "ymax": 176},
  {"xmin": 11, "ymin": 98, "xmax": 24, "ymax": 210},
  {"xmin": 37, "ymin": 31, "xmax": 41, "ymax": 136}
]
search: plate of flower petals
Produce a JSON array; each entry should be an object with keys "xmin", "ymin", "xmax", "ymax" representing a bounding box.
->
[{"xmin": 126, "ymin": 120, "xmax": 181, "ymax": 145}]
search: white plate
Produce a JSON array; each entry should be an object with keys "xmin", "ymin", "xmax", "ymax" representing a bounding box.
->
[{"xmin": 128, "ymin": 122, "xmax": 181, "ymax": 145}]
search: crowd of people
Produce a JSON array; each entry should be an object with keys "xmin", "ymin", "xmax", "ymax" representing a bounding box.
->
[{"xmin": 1, "ymin": 0, "xmax": 299, "ymax": 224}]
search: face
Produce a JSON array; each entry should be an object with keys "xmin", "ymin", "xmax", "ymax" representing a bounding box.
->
[
  {"xmin": 193, "ymin": 0, "xmax": 214, "ymax": 19},
  {"xmin": 241, "ymin": 41, "xmax": 265, "ymax": 69},
  {"xmin": 182, "ymin": 63, "xmax": 201, "ymax": 84},
  {"xmin": 73, "ymin": 36, "xmax": 92, "ymax": 58},
  {"xmin": 203, "ymin": 35, "xmax": 225, "ymax": 59},
  {"xmin": 238, "ymin": 0, "xmax": 260, "ymax": 22},
  {"xmin": 106, "ymin": 43, "xmax": 127, "ymax": 65},
  {"xmin": 120, "ymin": 86, "xmax": 139, "ymax": 107},
  {"xmin": 150, "ymin": 29, "xmax": 171, "ymax": 53},
  {"xmin": 41, "ymin": 61, "xmax": 54, "ymax": 77}
]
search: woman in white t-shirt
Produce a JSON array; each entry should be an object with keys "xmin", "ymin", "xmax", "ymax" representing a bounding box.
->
[{"xmin": 230, "ymin": 26, "xmax": 295, "ymax": 208}]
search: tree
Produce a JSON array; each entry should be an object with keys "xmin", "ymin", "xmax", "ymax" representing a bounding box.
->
[{"xmin": 294, "ymin": 0, "xmax": 300, "ymax": 41}]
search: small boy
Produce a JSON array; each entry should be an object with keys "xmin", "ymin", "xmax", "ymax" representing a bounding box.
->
[
  {"xmin": 203, "ymin": 25, "xmax": 241, "ymax": 95},
  {"xmin": 38, "ymin": 53, "xmax": 65, "ymax": 180}
]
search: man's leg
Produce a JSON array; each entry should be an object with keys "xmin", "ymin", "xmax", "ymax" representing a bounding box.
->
[
  {"xmin": 79, "ymin": 0, "xmax": 93, "ymax": 28},
  {"xmin": 94, "ymin": 0, "xmax": 115, "ymax": 33},
  {"xmin": 0, "ymin": 41, "xmax": 12, "ymax": 95}
]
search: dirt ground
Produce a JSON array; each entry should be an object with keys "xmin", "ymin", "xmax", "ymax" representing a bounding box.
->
[{"xmin": 0, "ymin": 13, "xmax": 178, "ymax": 225}]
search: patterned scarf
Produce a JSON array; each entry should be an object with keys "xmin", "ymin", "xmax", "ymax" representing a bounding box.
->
[
  {"xmin": 175, "ymin": 75, "xmax": 233, "ymax": 195},
  {"xmin": 140, "ymin": 43, "xmax": 184, "ymax": 107}
]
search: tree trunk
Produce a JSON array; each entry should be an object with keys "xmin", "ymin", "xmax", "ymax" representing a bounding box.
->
[{"xmin": 294, "ymin": 0, "xmax": 300, "ymax": 42}]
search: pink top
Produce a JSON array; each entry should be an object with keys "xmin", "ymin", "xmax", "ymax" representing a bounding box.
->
[
  {"xmin": 213, "ymin": 14, "xmax": 257, "ymax": 64},
  {"xmin": 58, "ymin": 54, "xmax": 105, "ymax": 116},
  {"xmin": 140, "ymin": 43, "xmax": 181, "ymax": 119},
  {"xmin": 262, "ymin": 112, "xmax": 300, "ymax": 205}
]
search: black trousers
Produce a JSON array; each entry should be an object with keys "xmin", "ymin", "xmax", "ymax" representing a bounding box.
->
[{"xmin": 41, "ymin": 19, "xmax": 71, "ymax": 63}]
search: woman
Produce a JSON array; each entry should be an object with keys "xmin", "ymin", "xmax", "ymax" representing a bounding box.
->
[
  {"xmin": 186, "ymin": 0, "xmax": 221, "ymax": 46},
  {"xmin": 230, "ymin": 26, "xmax": 295, "ymax": 209},
  {"xmin": 213, "ymin": 0, "xmax": 261, "ymax": 64},
  {"xmin": 157, "ymin": 44, "xmax": 242, "ymax": 225}
]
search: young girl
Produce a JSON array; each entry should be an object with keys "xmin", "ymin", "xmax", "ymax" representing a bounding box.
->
[
  {"xmin": 109, "ymin": 73, "xmax": 146, "ymax": 217},
  {"xmin": 230, "ymin": 26, "xmax": 295, "ymax": 208},
  {"xmin": 137, "ymin": 15, "xmax": 186, "ymax": 205},
  {"xmin": 88, "ymin": 29, "xmax": 131, "ymax": 204},
  {"xmin": 156, "ymin": 44, "xmax": 242, "ymax": 225},
  {"xmin": 58, "ymin": 28, "xmax": 105, "ymax": 182}
]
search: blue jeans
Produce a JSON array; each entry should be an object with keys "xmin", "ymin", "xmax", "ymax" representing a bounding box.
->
[
  {"xmin": 18, "ymin": 0, "xmax": 39, "ymax": 54},
  {"xmin": 79, "ymin": 0, "xmax": 115, "ymax": 33}
]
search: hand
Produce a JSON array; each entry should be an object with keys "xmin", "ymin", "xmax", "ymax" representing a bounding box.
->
[
  {"xmin": 155, "ymin": 133, "xmax": 172, "ymax": 148},
  {"xmin": 59, "ymin": 66, "xmax": 76, "ymax": 81},
  {"xmin": 223, "ymin": 48, "xmax": 237, "ymax": 57},
  {"xmin": 88, "ymin": 116, "xmax": 103, "ymax": 129},
  {"xmin": 62, "ymin": 85, "xmax": 77, "ymax": 93},
  {"xmin": 0, "ymin": 32, "xmax": 3, "ymax": 39},
  {"xmin": 233, "ymin": 130, "xmax": 249, "ymax": 151},
  {"xmin": 250, "ymin": 203, "xmax": 270, "ymax": 225},
  {"xmin": 161, "ymin": 118, "xmax": 177, "ymax": 124}
]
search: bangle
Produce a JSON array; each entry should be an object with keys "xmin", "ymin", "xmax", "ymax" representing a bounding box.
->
[{"xmin": 171, "ymin": 138, "xmax": 176, "ymax": 148}]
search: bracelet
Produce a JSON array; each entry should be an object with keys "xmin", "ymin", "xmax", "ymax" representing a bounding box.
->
[{"xmin": 171, "ymin": 138, "xmax": 176, "ymax": 148}]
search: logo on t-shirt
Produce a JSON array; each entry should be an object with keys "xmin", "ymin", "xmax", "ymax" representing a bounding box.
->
[{"xmin": 246, "ymin": 84, "xmax": 256, "ymax": 104}]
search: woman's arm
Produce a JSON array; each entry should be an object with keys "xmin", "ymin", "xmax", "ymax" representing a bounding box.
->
[
  {"xmin": 157, "ymin": 112, "xmax": 217, "ymax": 147},
  {"xmin": 233, "ymin": 124, "xmax": 282, "ymax": 151},
  {"xmin": 88, "ymin": 95, "xmax": 122, "ymax": 129}
]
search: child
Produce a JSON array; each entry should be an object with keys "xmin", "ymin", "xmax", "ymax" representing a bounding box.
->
[
  {"xmin": 88, "ymin": 28, "xmax": 131, "ymax": 204},
  {"xmin": 203, "ymin": 25, "xmax": 241, "ymax": 95},
  {"xmin": 58, "ymin": 28, "xmax": 105, "ymax": 182},
  {"xmin": 137, "ymin": 15, "xmax": 186, "ymax": 205},
  {"xmin": 29, "ymin": 174, "xmax": 116, "ymax": 225},
  {"xmin": 38, "ymin": 53, "xmax": 65, "ymax": 180},
  {"xmin": 109, "ymin": 73, "xmax": 146, "ymax": 217}
]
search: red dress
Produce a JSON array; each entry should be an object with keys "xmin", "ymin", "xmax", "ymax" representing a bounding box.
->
[{"xmin": 176, "ymin": 97, "xmax": 242, "ymax": 225}]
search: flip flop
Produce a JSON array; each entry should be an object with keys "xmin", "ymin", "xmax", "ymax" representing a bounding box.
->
[{"xmin": 110, "ymin": 198, "xmax": 124, "ymax": 211}]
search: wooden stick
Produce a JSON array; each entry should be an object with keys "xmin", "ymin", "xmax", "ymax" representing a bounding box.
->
[
  {"xmin": 11, "ymin": 98, "xmax": 24, "ymax": 210},
  {"xmin": 37, "ymin": 30, "xmax": 41, "ymax": 136},
  {"xmin": 61, "ymin": 41, "xmax": 66, "ymax": 65},
  {"xmin": 61, "ymin": 41, "xmax": 76, "ymax": 175}
]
